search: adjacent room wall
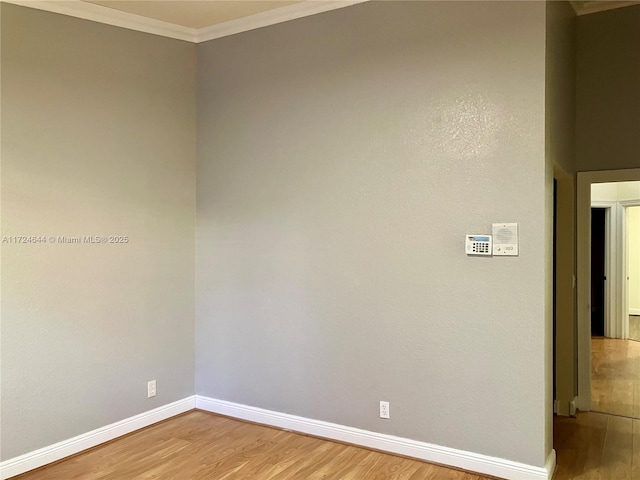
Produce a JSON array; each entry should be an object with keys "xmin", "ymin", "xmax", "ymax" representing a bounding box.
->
[
  {"xmin": 591, "ymin": 182, "xmax": 620, "ymax": 202},
  {"xmin": 591, "ymin": 181, "xmax": 640, "ymax": 202},
  {"xmin": 196, "ymin": 0, "xmax": 549, "ymax": 468},
  {"xmin": 618, "ymin": 182, "xmax": 640, "ymax": 201},
  {"xmin": 576, "ymin": 5, "xmax": 640, "ymax": 172},
  {"xmin": 1, "ymin": 4, "xmax": 197, "ymax": 460}
]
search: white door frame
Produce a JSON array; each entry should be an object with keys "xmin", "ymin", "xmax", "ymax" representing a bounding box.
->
[
  {"xmin": 576, "ymin": 169, "xmax": 640, "ymax": 412},
  {"xmin": 616, "ymin": 202, "xmax": 629, "ymax": 340}
]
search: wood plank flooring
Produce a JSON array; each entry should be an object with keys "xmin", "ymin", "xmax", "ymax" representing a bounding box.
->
[
  {"xmin": 10, "ymin": 411, "xmax": 496, "ymax": 480},
  {"xmin": 553, "ymin": 412, "xmax": 640, "ymax": 480},
  {"xmin": 11, "ymin": 409, "xmax": 640, "ymax": 479},
  {"xmin": 591, "ymin": 336, "xmax": 640, "ymax": 418}
]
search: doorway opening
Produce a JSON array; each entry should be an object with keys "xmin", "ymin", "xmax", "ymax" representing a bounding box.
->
[
  {"xmin": 588, "ymin": 181, "xmax": 640, "ymax": 418},
  {"xmin": 590, "ymin": 208, "xmax": 606, "ymax": 337},
  {"xmin": 576, "ymin": 170, "xmax": 640, "ymax": 415}
]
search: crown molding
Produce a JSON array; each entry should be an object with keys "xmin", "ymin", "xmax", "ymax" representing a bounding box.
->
[
  {"xmin": 570, "ymin": 1, "xmax": 640, "ymax": 16},
  {"xmin": 1, "ymin": 0, "xmax": 197, "ymax": 42},
  {"xmin": 1, "ymin": 0, "xmax": 370, "ymax": 44},
  {"xmin": 195, "ymin": 0, "xmax": 369, "ymax": 43}
]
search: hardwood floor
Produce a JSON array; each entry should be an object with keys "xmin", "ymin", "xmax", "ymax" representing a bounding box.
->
[
  {"xmin": 11, "ymin": 411, "xmax": 496, "ymax": 480},
  {"xmin": 553, "ymin": 411, "xmax": 640, "ymax": 480},
  {"xmin": 553, "ymin": 330, "xmax": 640, "ymax": 478},
  {"xmin": 12, "ymin": 409, "xmax": 640, "ymax": 479},
  {"xmin": 591, "ymin": 337, "xmax": 640, "ymax": 418}
]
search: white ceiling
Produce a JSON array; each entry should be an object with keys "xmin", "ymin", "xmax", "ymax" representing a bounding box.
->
[
  {"xmin": 4, "ymin": 0, "xmax": 640, "ymax": 43},
  {"xmin": 83, "ymin": 1, "xmax": 300, "ymax": 30},
  {"xmin": 3, "ymin": 0, "xmax": 368, "ymax": 42}
]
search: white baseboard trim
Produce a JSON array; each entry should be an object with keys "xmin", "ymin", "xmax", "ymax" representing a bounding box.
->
[
  {"xmin": 545, "ymin": 450, "xmax": 557, "ymax": 480},
  {"xmin": 195, "ymin": 395, "xmax": 555, "ymax": 480},
  {"xmin": 0, "ymin": 396, "xmax": 195, "ymax": 480},
  {"xmin": 574, "ymin": 394, "xmax": 590, "ymax": 412},
  {"xmin": 555, "ymin": 396, "xmax": 579, "ymax": 417},
  {"xmin": 630, "ymin": 309, "xmax": 640, "ymax": 316},
  {"xmin": 570, "ymin": 396, "xmax": 578, "ymax": 416}
]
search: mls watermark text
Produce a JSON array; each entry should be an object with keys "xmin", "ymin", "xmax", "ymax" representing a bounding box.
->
[{"xmin": 2, "ymin": 235, "xmax": 129, "ymax": 245}]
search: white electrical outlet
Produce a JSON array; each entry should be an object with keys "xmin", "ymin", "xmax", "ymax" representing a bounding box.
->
[
  {"xmin": 379, "ymin": 401, "xmax": 390, "ymax": 419},
  {"xmin": 147, "ymin": 380, "xmax": 156, "ymax": 398}
]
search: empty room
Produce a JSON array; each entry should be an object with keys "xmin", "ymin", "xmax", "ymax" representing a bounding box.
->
[{"xmin": 1, "ymin": 1, "xmax": 639, "ymax": 479}]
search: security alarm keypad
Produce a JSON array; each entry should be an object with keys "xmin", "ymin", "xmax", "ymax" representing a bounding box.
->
[{"xmin": 465, "ymin": 235, "xmax": 492, "ymax": 256}]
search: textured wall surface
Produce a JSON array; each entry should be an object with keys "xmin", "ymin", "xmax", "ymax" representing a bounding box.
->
[
  {"xmin": 196, "ymin": 1, "xmax": 549, "ymax": 467},
  {"xmin": 1, "ymin": 4, "xmax": 196, "ymax": 460},
  {"xmin": 576, "ymin": 5, "xmax": 640, "ymax": 172}
]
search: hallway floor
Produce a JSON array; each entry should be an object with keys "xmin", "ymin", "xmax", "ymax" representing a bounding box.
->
[
  {"xmin": 555, "ymin": 334, "xmax": 640, "ymax": 478},
  {"xmin": 591, "ymin": 337, "xmax": 640, "ymax": 418},
  {"xmin": 554, "ymin": 411, "xmax": 640, "ymax": 480}
]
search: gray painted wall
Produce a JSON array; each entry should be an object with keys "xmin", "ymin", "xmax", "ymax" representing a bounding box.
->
[
  {"xmin": 196, "ymin": 1, "xmax": 549, "ymax": 467},
  {"xmin": 1, "ymin": 4, "xmax": 196, "ymax": 460},
  {"xmin": 576, "ymin": 5, "xmax": 640, "ymax": 172}
]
